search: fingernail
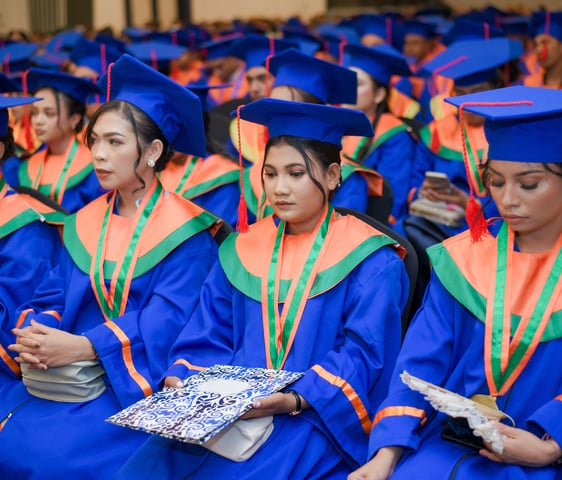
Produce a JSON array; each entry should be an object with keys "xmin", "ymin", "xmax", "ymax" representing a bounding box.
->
[{"xmin": 254, "ymin": 401, "xmax": 262, "ymax": 408}]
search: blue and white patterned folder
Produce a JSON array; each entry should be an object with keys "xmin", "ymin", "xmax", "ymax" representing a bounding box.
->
[{"xmin": 107, "ymin": 365, "xmax": 303, "ymax": 444}]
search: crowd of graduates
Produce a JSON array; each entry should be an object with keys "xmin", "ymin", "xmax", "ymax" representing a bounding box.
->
[{"xmin": 0, "ymin": 4, "xmax": 561, "ymax": 479}]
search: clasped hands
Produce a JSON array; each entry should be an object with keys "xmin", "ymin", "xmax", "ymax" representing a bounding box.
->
[{"xmin": 9, "ymin": 319, "xmax": 96, "ymax": 369}]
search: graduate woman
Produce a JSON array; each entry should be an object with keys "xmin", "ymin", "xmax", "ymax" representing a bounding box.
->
[
  {"xmin": 118, "ymin": 98, "xmax": 409, "ymax": 479},
  {"xmin": 350, "ymin": 86, "xmax": 562, "ymax": 479},
  {"xmin": 0, "ymin": 54, "xmax": 220, "ymax": 479},
  {"xmin": 3, "ymin": 68, "xmax": 103, "ymax": 213},
  {"xmin": 0, "ymin": 96, "xmax": 66, "ymax": 391}
]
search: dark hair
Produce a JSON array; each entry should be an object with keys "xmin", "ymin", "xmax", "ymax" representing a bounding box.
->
[
  {"xmin": 202, "ymin": 111, "xmax": 236, "ymax": 160},
  {"xmin": 84, "ymin": 100, "xmax": 174, "ymax": 190},
  {"xmin": 34, "ymin": 86, "xmax": 86, "ymax": 134},
  {"xmin": 0, "ymin": 127, "xmax": 15, "ymax": 163},
  {"xmin": 262, "ymin": 135, "xmax": 341, "ymax": 207},
  {"xmin": 281, "ymin": 86, "xmax": 324, "ymax": 105}
]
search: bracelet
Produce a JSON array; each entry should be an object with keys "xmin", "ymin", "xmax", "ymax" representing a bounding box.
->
[{"xmin": 286, "ymin": 390, "xmax": 302, "ymax": 416}]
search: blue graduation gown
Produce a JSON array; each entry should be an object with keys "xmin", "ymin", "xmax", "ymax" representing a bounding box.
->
[
  {"xmin": 0, "ymin": 193, "xmax": 219, "ymax": 480},
  {"xmin": 118, "ymin": 212, "xmax": 408, "ymax": 479},
  {"xmin": 368, "ymin": 227, "xmax": 562, "ymax": 479}
]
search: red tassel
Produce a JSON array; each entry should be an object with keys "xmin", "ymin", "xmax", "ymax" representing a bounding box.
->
[
  {"xmin": 465, "ymin": 196, "xmax": 488, "ymax": 242},
  {"xmin": 236, "ymin": 194, "xmax": 249, "ymax": 233},
  {"xmin": 235, "ymin": 105, "xmax": 249, "ymax": 233}
]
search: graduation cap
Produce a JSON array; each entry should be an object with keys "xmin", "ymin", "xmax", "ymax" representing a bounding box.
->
[
  {"xmin": 70, "ymin": 39, "xmax": 123, "ymax": 76},
  {"xmin": 441, "ymin": 18, "xmax": 505, "ymax": 46},
  {"xmin": 186, "ymin": 82, "xmax": 230, "ymax": 111},
  {"xmin": 94, "ymin": 33, "xmax": 129, "ymax": 54},
  {"xmin": 235, "ymin": 98, "xmax": 373, "ymax": 148},
  {"xmin": 26, "ymin": 68, "xmax": 101, "ymax": 103},
  {"xmin": 318, "ymin": 27, "xmax": 360, "ymax": 62},
  {"xmin": 98, "ymin": 54, "xmax": 205, "ymax": 156},
  {"xmin": 279, "ymin": 28, "xmax": 323, "ymax": 56},
  {"xmin": 445, "ymin": 85, "xmax": 562, "ymax": 164},
  {"xmin": 343, "ymin": 42, "xmax": 412, "ymax": 86},
  {"xmin": 403, "ymin": 20, "xmax": 438, "ymax": 38},
  {"xmin": 45, "ymin": 31, "xmax": 83, "ymax": 53},
  {"xmin": 125, "ymin": 41, "xmax": 186, "ymax": 71},
  {"xmin": 0, "ymin": 43, "xmax": 40, "ymax": 74},
  {"xmin": 530, "ymin": 11, "xmax": 562, "ymax": 41},
  {"xmin": 199, "ymin": 35, "xmax": 244, "ymax": 60},
  {"xmin": 354, "ymin": 14, "xmax": 396, "ymax": 46},
  {"xmin": 228, "ymin": 34, "xmax": 297, "ymax": 69},
  {"xmin": 0, "ymin": 95, "xmax": 41, "ymax": 136},
  {"xmin": 30, "ymin": 50, "xmax": 70, "ymax": 70},
  {"xmin": 0, "ymin": 72, "xmax": 20, "ymax": 92},
  {"xmin": 268, "ymin": 48, "xmax": 358, "ymax": 104},
  {"xmin": 419, "ymin": 38, "xmax": 522, "ymax": 86},
  {"xmin": 122, "ymin": 27, "xmax": 152, "ymax": 43},
  {"xmin": 500, "ymin": 16, "xmax": 531, "ymax": 36}
]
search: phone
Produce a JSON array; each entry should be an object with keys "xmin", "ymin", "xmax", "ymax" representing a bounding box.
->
[
  {"xmin": 441, "ymin": 417, "xmax": 485, "ymax": 450},
  {"xmin": 425, "ymin": 171, "xmax": 452, "ymax": 191}
]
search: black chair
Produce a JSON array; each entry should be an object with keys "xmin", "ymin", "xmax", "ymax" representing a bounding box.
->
[
  {"xmin": 335, "ymin": 207, "xmax": 419, "ymax": 339},
  {"xmin": 366, "ymin": 176, "xmax": 393, "ymax": 224},
  {"xmin": 12, "ymin": 185, "xmax": 70, "ymax": 215},
  {"xmin": 213, "ymin": 219, "xmax": 234, "ymax": 246}
]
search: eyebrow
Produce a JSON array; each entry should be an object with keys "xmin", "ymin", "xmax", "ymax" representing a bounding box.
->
[
  {"xmin": 90, "ymin": 131, "xmax": 126, "ymax": 138},
  {"xmin": 488, "ymin": 165, "xmax": 543, "ymax": 177},
  {"xmin": 264, "ymin": 162, "xmax": 305, "ymax": 169}
]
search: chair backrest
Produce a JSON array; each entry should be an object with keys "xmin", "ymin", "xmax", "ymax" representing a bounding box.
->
[
  {"xmin": 213, "ymin": 219, "xmax": 235, "ymax": 246},
  {"xmin": 366, "ymin": 176, "xmax": 393, "ymax": 224},
  {"xmin": 335, "ymin": 207, "xmax": 419, "ymax": 339}
]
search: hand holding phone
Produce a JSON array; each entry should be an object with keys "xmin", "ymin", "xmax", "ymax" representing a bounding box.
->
[{"xmin": 425, "ymin": 171, "xmax": 452, "ymax": 192}]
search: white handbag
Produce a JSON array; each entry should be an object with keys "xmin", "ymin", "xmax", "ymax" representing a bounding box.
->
[{"xmin": 202, "ymin": 415, "xmax": 274, "ymax": 462}]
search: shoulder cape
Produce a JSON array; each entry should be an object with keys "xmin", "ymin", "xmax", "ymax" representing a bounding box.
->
[
  {"xmin": 428, "ymin": 227, "xmax": 562, "ymax": 342},
  {"xmin": 64, "ymin": 191, "xmax": 219, "ymax": 279},
  {"xmin": 219, "ymin": 212, "xmax": 404, "ymax": 302}
]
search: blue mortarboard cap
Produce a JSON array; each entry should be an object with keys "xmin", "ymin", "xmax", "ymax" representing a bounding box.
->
[
  {"xmin": 149, "ymin": 28, "xmax": 209, "ymax": 50},
  {"xmin": 318, "ymin": 27, "xmax": 360, "ymax": 60},
  {"xmin": 445, "ymin": 85, "xmax": 562, "ymax": 163},
  {"xmin": 70, "ymin": 39, "xmax": 122, "ymax": 75},
  {"xmin": 500, "ymin": 16, "xmax": 531, "ymax": 36},
  {"xmin": 122, "ymin": 27, "xmax": 152, "ymax": 43},
  {"xmin": 26, "ymin": 68, "xmax": 101, "ymax": 103},
  {"xmin": 30, "ymin": 50, "xmax": 70, "ymax": 69},
  {"xmin": 419, "ymin": 38, "xmax": 522, "ymax": 86},
  {"xmin": 228, "ymin": 34, "xmax": 297, "ymax": 68},
  {"xmin": 0, "ymin": 73, "xmax": 20, "ymax": 92},
  {"xmin": 343, "ymin": 43, "xmax": 412, "ymax": 86},
  {"xmin": 268, "ymin": 48, "xmax": 357, "ymax": 104},
  {"xmin": 94, "ymin": 33, "xmax": 129, "ymax": 54},
  {"xmin": 0, "ymin": 95, "xmax": 41, "ymax": 136},
  {"xmin": 280, "ymin": 28, "xmax": 323, "ymax": 56},
  {"xmin": 355, "ymin": 14, "xmax": 388, "ymax": 40},
  {"xmin": 236, "ymin": 98, "xmax": 373, "ymax": 148},
  {"xmin": 98, "ymin": 54, "xmax": 205, "ymax": 156},
  {"xmin": 187, "ymin": 82, "xmax": 230, "ymax": 111},
  {"xmin": 403, "ymin": 20, "xmax": 438, "ymax": 38},
  {"xmin": 200, "ymin": 35, "xmax": 243, "ymax": 60},
  {"xmin": 0, "ymin": 43, "xmax": 40, "ymax": 73},
  {"xmin": 125, "ymin": 41, "xmax": 186, "ymax": 70},
  {"xmin": 530, "ymin": 11, "xmax": 562, "ymax": 41},
  {"xmin": 45, "ymin": 31, "xmax": 83, "ymax": 53},
  {"xmin": 442, "ymin": 18, "xmax": 505, "ymax": 46}
]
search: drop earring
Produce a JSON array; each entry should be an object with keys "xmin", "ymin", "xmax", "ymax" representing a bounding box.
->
[{"xmin": 148, "ymin": 159, "xmax": 156, "ymax": 167}]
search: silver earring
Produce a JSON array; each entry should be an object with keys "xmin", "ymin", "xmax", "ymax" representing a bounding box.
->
[{"xmin": 148, "ymin": 159, "xmax": 156, "ymax": 167}]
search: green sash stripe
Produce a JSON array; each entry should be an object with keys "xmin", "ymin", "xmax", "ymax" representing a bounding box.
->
[
  {"xmin": 182, "ymin": 170, "xmax": 240, "ymax": 199},
  {"xmin": 428, "ymin": 241, "xmax": 562, "ymax": 342},
  {"xmin": 419, "ymin": 126, "xmax": 485, "ymax": 163},
  {"xmin": 173, "ymin": 156, "xmax": 198, "ymax": 194},
  {"xmin": 64, "ymin": 209, "xmax": 218, "ymax": 279},
  {"xmin": 0, "ymin": 208, "xmax": 61, "ymax": 240},
  {"xmin": 19, "ymin": 158, "xmax": 94, "ymax": 192},
  {"xmin": 220, "ymin": 233, "xmax": 398, "ymax": 302}
]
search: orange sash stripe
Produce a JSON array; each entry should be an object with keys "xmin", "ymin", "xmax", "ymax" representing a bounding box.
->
[
  {"xmin": 41, "ymin": 310, "xmax": 61, "ymax": 322},
  {"xmin": 371, "ymin": 406, "xmax": 427, "ymax": 430},
  {"xmin": 104, "ymin": 320, "xmax": 153, "ymax": 397},
  {"xmin": 173, "ymin": 359, "xmax": 206, "ymax": 372},
  {"xmin": 0, "ymin": 343, "xmax": 20, "ymax": 376},
  {"xmin": 15, "ymin": 308, "xmax": 33, "ymax": 328},
  {"xmin": 311, "ymin": 364, "xmax": 371, "ymax": 435},
  {"xmin": 556, "ymin": 394, "xmax": 562, "ymax": 401}
]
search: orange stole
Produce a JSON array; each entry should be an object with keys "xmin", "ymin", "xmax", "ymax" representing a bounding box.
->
[
  {"xmin": 71, "ymin": 191, "xmax": 217, "ymax": 264},
  {"xmin": 208, "ymin": 71, "xmax": 248, "ymax": 104},
  {"xmin": 232, "ymin": 212, "xmax": 402, "ymax": 281},
  {"xmin": 159, "ymin": 154, "xmax": 239, "ymax": 196},
  {"xmin": 425, "ymin": 113, "xmax": 488, "ymax": 155},
  {"xmin": 439, "ymin": 229, "xmax": 562, "ymax": 318},
  {"xmin": 21, "ymin": 138, "xmax": 92, "ymax": 196}
]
